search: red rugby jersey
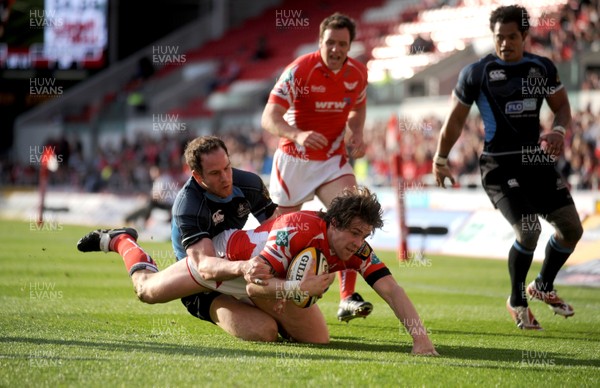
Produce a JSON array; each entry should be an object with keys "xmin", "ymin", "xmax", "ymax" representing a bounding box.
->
[
  {"xmin": 268, "ymin": 51, "xmax": 368, "ymax": 160},
  {"xmin": 226, "ymin": 211, "xmax": 390, "ymax": 286}
]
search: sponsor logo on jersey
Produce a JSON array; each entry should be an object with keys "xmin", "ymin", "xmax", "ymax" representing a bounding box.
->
[
  {"xmin": 275, "ymin": 231, "xmax": 289, "ymax": 246},
  {"xmin": 315, "ymin": 101, "xmax": 346, "ymax": 111},
  {"xmin": 311, "ymin": 85, "xmax": 326, "ymax": 93},
  {"xmin": 237, "ymin": 202, "xmax": 251, "ymax": 218},
  {"xmin": 262, "ymin": 185, "xmax": 271, "ymax": 200},
  {"xmin": 276, "ymin": 66, "xmax": 299, "ymax": 97},
  {"xmin": 556, "ymin": 178, "xmax": 567, "ymax": 190},
  {"xmin": 505, "ymin": 98, "xmax": 537, "ymax": 114},
  {"xmin": 528, "ymin": 67, "xmax": 543, "ymax": 78},
  {"xmin": 507, "ymin": 178, "xmax": 520, "ymax": 188},
  {"xmin": 212, "ymin": 209, "xmax": 224, "ymax": 225},
  {"xmin": 370, "ymin": 252, "xmax": 381, "ymax": 264},
  {"xmin": 355, "ymin": 242, "xmax": 372, "ymax": 260},
  {"xmin": 343, "ymin": 81, "xmax": 358, "ymax": 90},
  {"xmin": 489, "ymin": 69, "xmax": 506, "ymax": 81}
]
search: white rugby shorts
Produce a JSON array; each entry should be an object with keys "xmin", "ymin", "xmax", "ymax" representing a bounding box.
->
[
  {"xmin": 184, "ymin": 229, "xmax": 268, "ymax": 299},
  {"xmin": 269, "ymin": 149, "xmax": 354, "ymax": 207}
]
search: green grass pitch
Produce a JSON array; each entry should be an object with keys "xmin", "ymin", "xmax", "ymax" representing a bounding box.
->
[{"xmin": 1, "ymin": 220, "xmax": 599, "ymax": 387}]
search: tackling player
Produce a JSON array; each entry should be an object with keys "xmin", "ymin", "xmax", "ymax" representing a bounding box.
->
[
  {"xmin": 433, "ymin": 5, "xmax": 583, "ymax": 330},
  {"xmin": 116, "ymin": 135, "xmax": 283, "ymax": 342},
  {"xmin": 78, "ymin": 187, "xmax": 438, "ymax": 355},
  {"xmin": 261, "ymin": 12, "xmax": 372, "ymax": 322}
]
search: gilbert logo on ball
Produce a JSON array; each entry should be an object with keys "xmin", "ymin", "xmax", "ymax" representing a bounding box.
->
[{"xmin": 286, "ymin": 247, "xmax": 329, "ymax": 308}]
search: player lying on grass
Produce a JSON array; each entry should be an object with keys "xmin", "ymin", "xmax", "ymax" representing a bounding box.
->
[{"xmin": 78, "ymin": 187, "xmax": 438, "ymax": 355}]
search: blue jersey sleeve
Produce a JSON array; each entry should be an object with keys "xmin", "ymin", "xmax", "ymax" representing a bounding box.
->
[
  {"xmin": 233, "ymin": 169, "xmax": 277, "ymax": 223},
  {"xmin": 540, "ymin": 56, "xmax": 562, "ymax": 92},
  {"xmin": 171, "ymin": 179, "xmax": 212, "ymax": 259},
  {"xmin": 454, "ymin": 62, "xmax": 480, "ymax": 106}
]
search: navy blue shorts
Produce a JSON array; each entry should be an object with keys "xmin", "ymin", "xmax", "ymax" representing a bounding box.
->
[
  {"xmin": 180, "ymin": 291, "xmax": 222, "ymax": 324},
  {"xmin": 479, "ymin": 154, "xmax": 574, "ymax": 224}
]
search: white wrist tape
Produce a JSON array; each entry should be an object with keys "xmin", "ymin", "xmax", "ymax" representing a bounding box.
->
[
  {"xmin": 552, "ymin": 125, "xmax": 566, "ymax": 136},
  {"xmin": 433, "ymin": 154, "xmax": 448, "ymax": 167}
]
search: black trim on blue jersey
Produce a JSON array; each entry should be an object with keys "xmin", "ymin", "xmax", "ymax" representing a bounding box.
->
[
  {"xmin": 182, "ymin": 232, "xmax": 210, "ymax": 249},
  {"xmin": 253, "ymin": 202, "xmax": 276, "ymax": 222}
]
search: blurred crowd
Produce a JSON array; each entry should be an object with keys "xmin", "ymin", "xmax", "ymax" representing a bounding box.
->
[
  {"xmin": 360, "ymin": 106, "xmax": 600, "ymax": 190},
  {"xmin": 527, "ymin": 0, "xmax": 600, "ymax": 89},
  {"xmin": 528, "ymin": 0, "xmax": 599, "ymax": 63},
  {"xmin": 0, "ymin": 133, "xmax": 191, "ymax": 195},
  {"xmin": 1, "ymin": 0, "xmax": 599, "ymax": 194},
  {"xmin": 1, "ymin": 104, "xmax": 598, "ymax": 193}
]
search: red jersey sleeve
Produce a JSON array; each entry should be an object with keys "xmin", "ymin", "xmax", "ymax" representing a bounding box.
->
[
  {"xmin": 344, "ymin": 242, "xmax": 391, "ymax": 286},
  {"xmin": 258, "ymin": 212, "xmax": 327, "ymax": 277}
]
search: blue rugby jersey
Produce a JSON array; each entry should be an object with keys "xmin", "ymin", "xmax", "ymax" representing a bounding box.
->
[
  {"xmin": 171, "ymin": 168, "xmax": 277, "ymax": 260},
  {"xmin": 454, "ymin": 52, "xmax": 563, "ymax": 155}
]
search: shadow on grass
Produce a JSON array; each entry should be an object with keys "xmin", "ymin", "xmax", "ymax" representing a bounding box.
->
[
  {"xmin": 434, "ymin": 328, "xmax": 600, "ymax": 342},
  {"xmin": 325, "ymin": 336, "xmax": 600, "ymax": 368},
  {"xmin": 0, "ymin": 336, "xmax": 347, "ymax": 362},
  {"xmin": 433, "ymin": 344, "xmax": 600, "ymax": 369},
  {"xmin": 3, "ymin": 336, "xmax": 598, "ymax": 369}
]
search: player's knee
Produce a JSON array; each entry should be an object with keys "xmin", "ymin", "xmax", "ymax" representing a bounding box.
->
[
  {"xmin": 305, "ymin": 334, "xmax": 330, "ymax": 345},
  {"xmin": 134, "ymin": 283, "xmax": 159, "ymax": 304},
  {"xmin": 557, "ymin": 221, "xmax": 583, "ymax": 246},
  {"xmin": 293, "ymin": 330, "xmax": 329, "ymax": 344},
  {"xmin": 234, "ymin": 319, "xmax": 279, "ymax": 342},
  {"xmin": 513, "ymin": 221, "xmax": 541, "ymax": 250},
  {"xmin": 247, "ymin": 325, "xmax": 279, "ymax": 342}
]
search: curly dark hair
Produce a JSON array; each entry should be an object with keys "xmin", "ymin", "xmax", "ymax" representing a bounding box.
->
[
  {"xmin": 184, "ymin": 136, "xmax": 229, "ymax": 175},
  {"xmin": 319, "ymin": 12, "xmax": 356, "ymax": 43},
  {"xmin": 321, "ymin": 186, "xmax": 384, "ymax": 234},
  {"xmin": 489, "ymin": 5, "xmax": 530, "ymax": 34}
]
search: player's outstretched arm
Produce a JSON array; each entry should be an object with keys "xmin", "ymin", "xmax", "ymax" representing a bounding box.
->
[
  {"xmin": 372, "ymin": 275, "xmax": 439, "ymax": 356},
  {"xmin": 433, "ymin": 94, "xmax": 471, "ymax": 188},
  {"xmin": 187, "ymin": 239, "xmax": 273, "ymax": 282}
]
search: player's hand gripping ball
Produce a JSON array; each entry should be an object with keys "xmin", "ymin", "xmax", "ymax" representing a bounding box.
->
[{"xmin": 286, "ymin": 247, "xmax": 329, "ymax": 308}]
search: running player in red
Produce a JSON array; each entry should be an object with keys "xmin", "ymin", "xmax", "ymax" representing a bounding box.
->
[
  {"xmin": 261, "ymin": 12, "xmax": 372, "ymax": 322},
  {"xmin": 78, "ymin": 187, "xmax": 438, "ymax": 355}
]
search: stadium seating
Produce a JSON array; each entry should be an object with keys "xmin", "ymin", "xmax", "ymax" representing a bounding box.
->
[{"xmin": 8, "ymin": 0, "xmax": 600, "ymax": 194}]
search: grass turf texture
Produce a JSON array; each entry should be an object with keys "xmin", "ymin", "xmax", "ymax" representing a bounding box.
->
[{"xmin": 0, "ymin": 220, "xmax": 598, "ymax": 387}]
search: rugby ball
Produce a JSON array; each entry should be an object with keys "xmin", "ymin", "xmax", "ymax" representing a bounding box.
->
[{"xmin": 286, "ymin": 247, "xmax": 329, "ymax": 308}]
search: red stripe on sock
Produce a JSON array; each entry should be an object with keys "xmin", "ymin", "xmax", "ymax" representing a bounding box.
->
[
  {"xmin": 339, "ymin": 269, "xmax": 357, "ymax": 300},
  {"xmin": 112, "ymin": 234, "xmax": 156, "ymax": 274}
]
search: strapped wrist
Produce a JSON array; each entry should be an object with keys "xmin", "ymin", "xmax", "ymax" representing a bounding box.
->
[
  {"xmin": 552, "ymin": 125, "xmax": 566, "ymax": 136},
  {"xmin": 433, "ymin": 154, "xmax": 448, "ymax": 167}
]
